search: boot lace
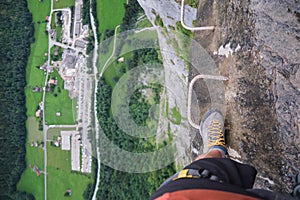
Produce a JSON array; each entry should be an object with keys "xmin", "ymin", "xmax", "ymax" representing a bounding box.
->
[{"xmin": 207, "ymin": 120, "xmax": 225, "ymax": 148}]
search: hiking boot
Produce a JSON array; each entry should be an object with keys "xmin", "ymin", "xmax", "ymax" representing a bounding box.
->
[{"xmin": 199, "ymin": 109, "xmax": 227, "ymax": 156}]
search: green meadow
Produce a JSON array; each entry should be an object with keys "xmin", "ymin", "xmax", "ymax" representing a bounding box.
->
[
  {"xmin": 47, "ymin": 144, "xmax": 92, "ymax": 200},
  {"xmin": 25, "ymin": 0, "xmax": 51, "ymax": 117},
  {"xmin": 17, "ymin": 143, "xmax": 44, "ymax": 200},
  {"xmin": 53, "ymin": 0, "xmax": 75, "ymax": 9},
  {"xmin": 44, "ymin": 70, "xmax": 75, "ymax": 125},
  {"xmin": 96, "ymin": 0, "xmax": 127, "ymax": 33},
  {"xmin": 19, "ymin": 0, "xmax": 51, "ymax": 198}
]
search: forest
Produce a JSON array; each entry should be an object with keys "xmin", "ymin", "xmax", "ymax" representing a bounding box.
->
[
  {"xmin": 0, "ymin": 0, "xmax": 35, "ymax": 199},
  {"xmin": 96, "ymin": 34, "xmax": 176, "ymax": 199},
  {"xmin": 96, "ymin": 70, "xmax": 176, "ymax": 199},
  {"xmin": 82, "ymin": 0, "xmax": 95, "ymax": 55},
  {"xmin": 120, "ymin": 0, "xmax": 143, "ymax": 31}
]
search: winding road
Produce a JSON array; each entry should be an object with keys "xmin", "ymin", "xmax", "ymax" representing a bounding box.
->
[
  {"xmin": 42, "ymin": 0, "xmax": 54, "ymax": 198},
  {"xmin": 100, "ymin": 25, "xmax": 120, "ymax": 77},
  {"xmin": 89, "ymin": 1, "xmax": 100, "ymax": 199}
]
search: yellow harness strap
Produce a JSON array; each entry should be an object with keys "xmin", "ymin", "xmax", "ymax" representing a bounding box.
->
[{"xmin": 172, "ymin": 169, "xmax": 195, "ymax": 181}]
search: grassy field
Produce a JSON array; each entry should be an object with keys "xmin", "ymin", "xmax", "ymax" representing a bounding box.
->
[
  {"xmin": 51, "ymin": 12, "xmax": 56, "ymax": 29},
  {"xmin": 25, "ymin": 0, "xmax": 51, "ymax": 117},
  {"xmin": 97, "ymin": 0, "xmax": 127, "ymax": 74},
  {"xmin": 120, "ymin": 29, "xmax": 158, "ymax": 54},
  {"xmin": 47, "ymin": 144, "xmax": 92, "ymax": 199},
  {"xmin": 50, "ymin": 45, "xmax": 64, "ymax": 62},
  {"xmin": 44, "ymin": 70, "xmax": 75, "ymax": 125},
  {"xmin": 96, "ymin": 0, "xmax": 127, "ymax": 33},
  {"xmin": 101, "ymin": 29, "xmax": 157, "ymax": 75},
  {"xmin": 19, "ymin": 0, "xmax": 51, "ymax": 198},
  {"xmin": 103, "ymin": 30, "xmax": 160, "ymax": 120},
  {"xmin": 171, "ymin": 107, "xmax": 182, "ymax": 125},
  {"xmin": 27, "ymin": 117, "xmax": 43, "ymax": 142},
  {"xmin": 98, "ymin": 39, "xmax": 114, "ymax": 72},
  {"xmin": 47, "ymin": 128, "xmax": 76, "ymax": 140},
  {"xmin": 102, "ymin": 52, "xmax": 131, "ymax": 87},
  {"xmin": 56, "ymin": 25, "xmax": 62, "ymax": 42},
  {"xmin": 21, "ymin": 0, "xmax": 88, "ymax": 199},
  {"xmin": 136, "ymin": 18, "xmax": 153, "ymax": 29},
  {"xmin": 51, "ymin": 11, "xmax": 63, "ymax": 42},
  {"xmin": 17, "ymin": 144, "xmax": 45, "ymax": 200},
  {"xmin": 53, "ymin": 0, "xmax": 75, "ymax": 9}
]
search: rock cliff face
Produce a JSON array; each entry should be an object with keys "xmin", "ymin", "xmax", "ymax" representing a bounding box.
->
[
  {"xmin": 138, "ymin": 0, "xmax": 300, "ymax": 192},
  {"xmin": 137, "ymin": 0, "xmax": 198, "ymax": 166},
  {"xmin": 249, "ymin": 0, "xmax": 300, "ymax": 191},
  {"xmin": 193, "ymin": 0, "xmax": 300, "ymax": 192}
]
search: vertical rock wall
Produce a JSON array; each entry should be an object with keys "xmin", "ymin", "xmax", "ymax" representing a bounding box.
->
[
  {"xmin": 137, "ymin": 0, "xmax": 198, "ymax": 167},
  {"xmin": 193, "ymin": 0, "xmax": 300, "ymax": 192},
  {"xmin": 137, "ymin": 0, "xmax": 299, "ymax": 192}
]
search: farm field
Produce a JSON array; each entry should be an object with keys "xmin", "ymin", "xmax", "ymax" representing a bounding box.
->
[
  {"xmin": 44, "ymin": 70, "xmax": 76, "ymax": 125},
  {"xmin": 47, "ymin": 144, "xmax": 92, "ymax": 199},
  {"xmin": 18, "ymin": 0, "xmax": 51, "ymax": 198},
  {"xmin": 53, "ymin": 0, "xmax": 75, "ymax": 9},
  {"xmin": 17, "ymin": 144, "xmax": 44, "ymax": 200},
  {"xmin": 96, "ymin": 0, "xmax": 127, "ymax": 33}
]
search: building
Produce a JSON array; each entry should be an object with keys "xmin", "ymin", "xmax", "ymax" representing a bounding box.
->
[
  {"xmin": 75, "ymin": 4, "xmax": 81, "ymax": 21},
  {"xmin": 74, "ymin": 22, "xmax": 81, "ymax": 37},
  {"xmin": 48, "ymin": 29, "xmax": 56, "ymax": 39},
  {"xmin": 75, "ymin": 40, "xmax": 87, "ymax": 50},
  {"xmin": 33, "ymin": 166, "xmax": 41, "ymax": 176},
  {"xmin": 48, "ymin": 79, "xmax": 57, "ymax": 85},
  {"xmin": 35, "ymin": 110, "xmax": 41, "ymax": 118},
  {"xmin": 32, "ymin": 87, "xmax": 41, "ymax": 92},
  {"xmin": 60, "ymin": 131, "xmax": 81, "ymax": 172},
  {"xmin": 118, "ymin": 57, "xmax": 125, "ymax": 63},
  {"xmin": 61, "ymin": 131, "xmax": 72, "ymax": 150},
  {"xmin": 64, "ymin": 54, "xmax": 77, "ymax": 68},
  {"xmin": 71, "ymin": 133, "xmax": 80, "ymax": 171}
]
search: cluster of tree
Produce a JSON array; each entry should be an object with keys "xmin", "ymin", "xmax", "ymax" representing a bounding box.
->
[
  {"xmin": 81, "ymin": 0, "xmax": 95, "ymax": 55},
  {"xmin": 90, "ymin": 0, "xmax": 100, "ymax": 39},
  {"xmin": 50, "ymin": 46, "xmax": 63, "ymax": 62},
  {"xmin": 134, "ymin": 48, "xmax": 162, "ymax": 65},
  {"xmin": 96, "ymin": 77, "xmax": 176, "ymax": 199},
  {"xmin": 82, "ymin": 158, "xmax": 98, "ymax": 200},
  {"xmin": 99, "ymin": 29, "xmax": 115, "ymax": 54},
  {"xmin": 55, "ymin": 11, "xmax": 63, "ymax": 26},
  {"xmin": 98, "ymin": 48, "xmax": 155, "ymax": 148},
  {"xmin": 69, "ymin": 5, "xmax": 75, "ymax": 38},
  {"xmin": 96, "ymin": 78, "xmax": 149, "ymax": 152},
  {"xmin": 129, "ymin": 84, "xmax": 162, "ymax": 126},
  {"xmin": 103, "ymin": 29, "xmax": 115, "ymax": 41},
  {"xmin": 0, "ymin": 0, "xmax": 35, "ymax": 199},
  {"xmin": 129, "ymin": 90, "xmax": 151, "ymax": 126},
  {"xmin": 120, "ymin": 0, "xmax": 143, "ymax": 31},
  {"xmin": 111, "ymin": 0, "xmax": 149, "ymax": 58},
  {"xmin": 82, "ymin": 0, "xmax": 90, "ymax": 26},
  {"xmin": 154, "ymin": 15, "xmax": 164, "ymax": 27},
  {"xmin": 187, "ymin": 0, "xmax": 199, "ymax": 8},
  {"xmin": 176, "ymin": 21, "xmax": 193, "ymax": 37},
  {"xmin": 96, "ymin": 44, "xmax": 176, "ymax": 198},
  {"xmin": 95, "ymin": 1, "xmax": 177, "ymax": 198},
  {"xmin": 85, "ymin": 35, "xmax": 95, "ymax": 55}
]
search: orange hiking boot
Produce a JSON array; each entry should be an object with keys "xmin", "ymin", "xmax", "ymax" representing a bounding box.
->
[{"xmin": 199, "ymin": 109, "xmax": 227, "ymax": 157}]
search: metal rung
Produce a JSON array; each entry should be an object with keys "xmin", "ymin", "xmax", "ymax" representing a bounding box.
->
[
  {"xmin": 188, "ymin": 74, "xmax": 228, "ymax": 129},
  {"xmin": 180, "ymin": 0, "xmax": 215, "ymax": 31}
]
